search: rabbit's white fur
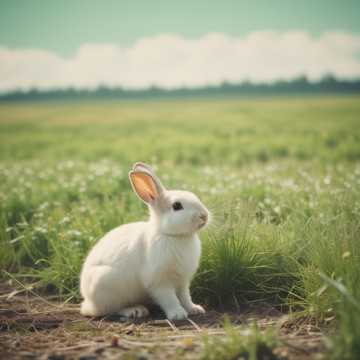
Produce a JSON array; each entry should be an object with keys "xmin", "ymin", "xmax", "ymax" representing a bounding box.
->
[{"xmin": 80, "ymin": 163, "xmax": 209, "ymax": 320}]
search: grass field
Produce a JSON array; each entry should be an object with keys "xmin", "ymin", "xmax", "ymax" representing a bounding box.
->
[{"xmin": 0, "ymin": 96, "xmax": 360, "ymax": 359}]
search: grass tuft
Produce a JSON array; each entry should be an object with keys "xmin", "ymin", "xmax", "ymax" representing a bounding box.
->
[{"xmin": 201, "ymin": 319, "xmax": 281, "ymax": 360}]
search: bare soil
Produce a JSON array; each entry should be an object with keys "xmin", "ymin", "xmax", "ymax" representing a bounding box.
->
[{"xmin": 0, "ymin": 283, "xmax": 326, "ymax": 360}]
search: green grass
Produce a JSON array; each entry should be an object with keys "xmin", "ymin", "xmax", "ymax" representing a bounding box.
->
[
  {"xmin": 0, "ymin": 96, "xmax": 360, "ymax": 358},
  {"xmin": 201, "ymin": 320, "xmax": 280, "ymax": 360}
]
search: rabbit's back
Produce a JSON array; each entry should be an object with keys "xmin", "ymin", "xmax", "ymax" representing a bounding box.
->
[{"xmin": 83, "ymin": 222, "xmax": 147, "ymax": 268}]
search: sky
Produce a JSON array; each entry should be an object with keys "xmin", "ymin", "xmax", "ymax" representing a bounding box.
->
[{"xmin": 1, "ymin": 0, "xmax": 360, "ymax": 92}]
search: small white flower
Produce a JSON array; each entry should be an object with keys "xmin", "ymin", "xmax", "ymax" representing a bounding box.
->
[
  {"xmin": 67, "ymin": 229, "xmax": 82, "ymax": 237},
  {"xmin": 324, "ymin": 176, "xmax": 331, "ymax": 185},
  {"xmin": 59, "ymin": 216, "xmax": 71, "ymax": 225},
  {"xmin": 274, "ymin": 206, "xmax": 281, "ymax": 214},
  {"xmin": 34, "ymin": 226, "xmax": 48, "ymax": 234}
]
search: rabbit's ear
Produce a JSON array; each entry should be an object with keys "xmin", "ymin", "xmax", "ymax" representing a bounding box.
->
[
  {"xmin": 133, "ymin": 162, "xmax": 154, "ymax": 173},
  {"xmin": 129, "ymin": 171, "xmax": 160, "ymax": 204},
  {"xmin": 132, "ymin": 162, "xmax": 166, "ymax": 192}
]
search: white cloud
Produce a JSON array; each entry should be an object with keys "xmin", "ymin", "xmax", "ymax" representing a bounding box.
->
[{"xmin": 1, "ymin": 31, "xmax": 360, "ymax": 92}]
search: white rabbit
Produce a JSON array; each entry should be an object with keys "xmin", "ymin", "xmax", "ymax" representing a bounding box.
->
[{"xmin": 80, "ymin": 162, "xmax": 210, "ymax": 320}]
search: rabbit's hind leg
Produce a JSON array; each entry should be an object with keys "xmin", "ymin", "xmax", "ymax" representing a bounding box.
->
[
  {"xmin": 118, "ymin": 305, "xmax": 149, "ymax": 319},
  {"xmin": 80, "ymin": 300, "xmax": 104, "ymax": 317}
]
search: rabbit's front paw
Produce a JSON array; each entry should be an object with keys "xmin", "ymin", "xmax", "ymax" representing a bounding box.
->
[
  {"xmin": 187, "ymin": 304, "xmax": 205, "ymax": 315},
  {"xmin": 166, "ymin": 307, "xmax": 188, "ymax": 320}
]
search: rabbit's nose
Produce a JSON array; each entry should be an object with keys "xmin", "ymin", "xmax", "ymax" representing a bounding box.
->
[{"xmin": 199, "ymin": 213, "xmax": 208, "ymax": 223}]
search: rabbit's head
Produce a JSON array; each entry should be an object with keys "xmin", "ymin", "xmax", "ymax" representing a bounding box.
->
[{"xmin": 129, "ymin": 162, "xmax": 210, "ymax": 236}]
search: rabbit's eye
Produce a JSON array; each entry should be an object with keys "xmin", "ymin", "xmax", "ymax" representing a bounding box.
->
[{"xmin": 172, "ymin": 202, "xmax": 183, "ymax": 211}]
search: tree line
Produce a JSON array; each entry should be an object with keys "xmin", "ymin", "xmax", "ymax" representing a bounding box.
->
[{"xmin": 1, "ymin": 75, "xmax": 360, "ymax": 102}]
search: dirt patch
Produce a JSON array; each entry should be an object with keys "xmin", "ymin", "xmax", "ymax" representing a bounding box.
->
[{"xmin": 0, "ymin": 283, "xmax": 326, "ymax": 359}]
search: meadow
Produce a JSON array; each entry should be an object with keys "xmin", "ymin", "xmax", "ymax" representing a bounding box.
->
[{"xmin": 0, "ymin": 96, "xmax": 360, "ymax": 359}]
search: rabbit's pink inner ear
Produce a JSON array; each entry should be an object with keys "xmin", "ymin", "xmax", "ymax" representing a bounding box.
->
[{"xmin": 130, "ymin": 172, "xmax": 158, "ymax": 203}]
